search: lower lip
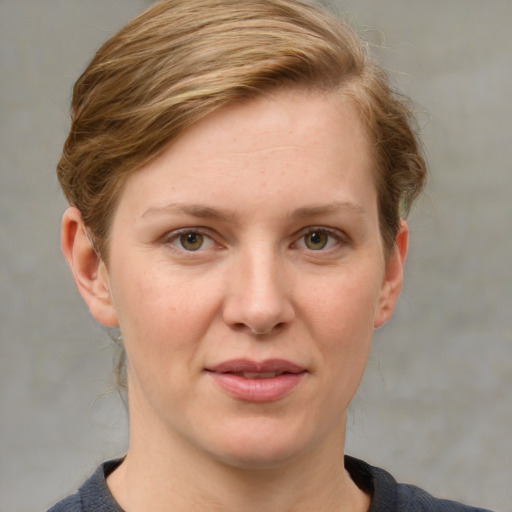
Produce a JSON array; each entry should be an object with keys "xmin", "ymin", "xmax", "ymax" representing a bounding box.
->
[{"xmin": 208, "ymin": 372, "xmax": 305, "ymax": 402}]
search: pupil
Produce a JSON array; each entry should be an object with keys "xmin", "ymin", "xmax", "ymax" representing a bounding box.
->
[
  {"xmin": 310, "ymin": 232, "xmax": 321, "ymax": 244},
  {"xmin": 180, "ymin": 232, "xmax": 203, "ymax": 250},
  {"xmin": 306, "ymin": 231, "xmax": 327, "ymax": 250}
]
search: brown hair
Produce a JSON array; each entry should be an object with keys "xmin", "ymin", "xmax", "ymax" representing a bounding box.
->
[{"xmin": 57, "ymin": 0, "xmax": 426, "ymax": 261}]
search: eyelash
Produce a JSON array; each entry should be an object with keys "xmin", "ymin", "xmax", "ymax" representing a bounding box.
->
[
  {"xmin": 162, "ymin": 226, "xmax": 349, "ymax": 254},
  {"xmin": 163, "ymin": 228, "xmax": 217, "ymax": 253},
  {"xmin": 293, "ymin": 227, "xmax": 348, "ymax": 252}
]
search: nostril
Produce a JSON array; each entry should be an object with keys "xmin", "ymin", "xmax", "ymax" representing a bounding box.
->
[
  {"xmin": 222, "ymin": 286, "xmax": 295, "ymax": 335},
  {"xmin": 231, "ymin": 321, "xmax": 288, "ymax": 336}
]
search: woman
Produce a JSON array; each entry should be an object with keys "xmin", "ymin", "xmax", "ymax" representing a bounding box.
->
[{"xmin": 48, "ymin": 0, "xmax": 492, "ymax": 511}]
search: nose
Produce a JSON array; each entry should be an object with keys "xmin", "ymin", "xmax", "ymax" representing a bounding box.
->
[{"xmin": 222, "ymin": 248, "xmax": 295, "ymax": 336}]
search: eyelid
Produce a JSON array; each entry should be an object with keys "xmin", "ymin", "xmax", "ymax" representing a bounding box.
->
[
  {"xmin": 292, "ymin": 226, "xmax": 349, "ymax": 251},
  {"xmin": 162, "ymin": 227, "xmax": 220, "ymax": 252},
  {"xmin": 159, "ymin": 225, "xmax": 349, "ymax": 253}
]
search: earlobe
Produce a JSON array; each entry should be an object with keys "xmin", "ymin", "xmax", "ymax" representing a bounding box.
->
[
  {"xmin": 61, "ymin": 207, "xmax": 118, "ymax": 327},
  {"xmin": 374, "ymin": 219, "xmax": 409, "ymax": 328}
]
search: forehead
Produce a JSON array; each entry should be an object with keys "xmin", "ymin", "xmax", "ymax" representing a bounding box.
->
[
  {"xmin": 177, "ymin": 88, "xmax": 370, "ymax": 158},
  {"xmin": 114, "ymin": 88, "xmax": 377, "ymax": 223}
]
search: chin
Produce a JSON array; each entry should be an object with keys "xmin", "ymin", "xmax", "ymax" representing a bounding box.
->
[
  {"xmin": 202, "ymin": 416, "xmax": 327, "ymax": 471},
  {"xmin": 213, "ymin": 443, "xmax": 304, "ymax": 471}
]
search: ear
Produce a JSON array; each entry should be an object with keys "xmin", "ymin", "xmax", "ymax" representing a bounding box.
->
[
  {"xmin": 61, "ymin": 207, "xmax": 118, "ymax": 327},
  {"xmin": 374, "ymin": 219, "xmax": 409, "ymax": 328}
]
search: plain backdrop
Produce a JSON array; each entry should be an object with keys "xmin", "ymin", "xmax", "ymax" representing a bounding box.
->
[{"xmin": 1, "ymin": 1, "xmax": 510, "ymax": 511}]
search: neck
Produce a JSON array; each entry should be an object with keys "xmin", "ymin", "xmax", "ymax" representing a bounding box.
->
[
  {"xmin": 107, "ymin": 389, "xmax": 370, "ymax": 512},
  {"xmin": 108, "ymin": 425, "xmax": 369, "ymax": 512}
]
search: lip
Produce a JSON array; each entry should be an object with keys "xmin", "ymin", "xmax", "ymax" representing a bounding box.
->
[{"xmin": 205, "ymin": 359, "xmax": 307, "ymax": 402}]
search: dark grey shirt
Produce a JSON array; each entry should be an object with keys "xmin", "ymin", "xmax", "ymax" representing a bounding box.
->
[{"xmin": 47, "ymin": 456, "xmax": 494, "ymax": 512}]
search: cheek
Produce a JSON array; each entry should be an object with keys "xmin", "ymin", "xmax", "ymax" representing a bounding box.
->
[
  {"xmin": 111, "ymin": 264, "xmax": 225, "ymax": 413},
  {"xmin": 300, "ymin": 268, "xmax": 382, "ymax": 371},
  {"xmin": 110, "ymin": 259, "xmax": 223, "ymax": 364},
  {"xmin": 304, "ymin": 269, "xmax": 381, "ymax": 333}
]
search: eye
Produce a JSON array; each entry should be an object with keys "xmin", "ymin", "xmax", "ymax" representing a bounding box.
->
[
  {"xmin": 168, "ymin": 230, "xmax": 215, "ymax": 252},
  {"xmin": 304, "ymin": 231, "xmax": 329, "ymax": 250},
  {"xmin": 295, "ymin": 228, "xmax": 343, "ymax": 251}
]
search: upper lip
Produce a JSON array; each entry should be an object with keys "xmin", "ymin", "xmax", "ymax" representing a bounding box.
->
[{"xmin": 206, "ymin": 359, "xmax": 306, "ymax": 374}]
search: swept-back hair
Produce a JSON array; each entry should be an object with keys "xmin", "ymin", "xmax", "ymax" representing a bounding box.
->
[{"xmin": 58, "ymin": 0, "xmax": 426, "ymax": 260}]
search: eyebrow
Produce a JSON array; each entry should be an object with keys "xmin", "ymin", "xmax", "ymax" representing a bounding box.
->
[
  {"xmin": 141, "ymin": 201, "xmax": 367, "ymax": 222},
  {"xmin": 291, "ymin": 201, "xmax": 367, "ymax": 219},
  {"xmin": 142, "ymin": 203, "xmax": 236, "ymax": 222}
]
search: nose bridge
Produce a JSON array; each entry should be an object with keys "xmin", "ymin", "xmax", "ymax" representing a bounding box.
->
[{"xmin": 223, "ymin": 241, "xmax": 294, "ymax": 335}]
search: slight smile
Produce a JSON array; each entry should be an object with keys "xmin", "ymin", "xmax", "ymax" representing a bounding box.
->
[{"xmin": 206, "ymin": 359, "xmax": 307, "ymax": 402}]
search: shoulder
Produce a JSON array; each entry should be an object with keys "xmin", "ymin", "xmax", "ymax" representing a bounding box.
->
[
  {"xmin": 46, "ymin": 459, "xmax": 124, "ymax": 512},
  {"xmin": 345, "ymin": 455, "xmax": 494, "ymax": 512},
  {"xmin": 396, "ymin": 482, "xmax": 493, "ymax": 512},
  {"xmin": 47, "ymin": 492, "xmax": 82, "ymax": 512}
]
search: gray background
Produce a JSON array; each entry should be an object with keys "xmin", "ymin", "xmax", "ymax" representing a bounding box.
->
[{"xmin": 1, "ymin": 1, "xmax": 510, "ymax": 511}]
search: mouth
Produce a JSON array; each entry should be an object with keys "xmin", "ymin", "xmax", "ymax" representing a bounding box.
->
[
  {"xmin": 205, "ymin": 359, "xmax": 306, "ymax": 402},
  {"xmin": 229, "ymin": 371, "xmax": 290, "ymax": 379}
]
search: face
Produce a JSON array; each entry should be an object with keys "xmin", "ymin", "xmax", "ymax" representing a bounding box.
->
[{"xmin": 68, "ymin": 89, "xmax": 406, "ymax": 469}]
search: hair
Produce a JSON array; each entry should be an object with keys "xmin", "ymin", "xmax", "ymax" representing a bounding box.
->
[{"xmin": 57, "ymin": 0, "xmax": 427, "ymax": 388}]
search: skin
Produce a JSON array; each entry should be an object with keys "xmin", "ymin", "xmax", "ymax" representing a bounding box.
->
[{"xmin": 62, "ymin": 88, "xmax": 408, "ymax": 512}]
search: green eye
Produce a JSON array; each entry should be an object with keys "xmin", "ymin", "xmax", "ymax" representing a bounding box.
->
[
  {"xmin": 304, "ymin": 231, "xmax": 329, "ymax": 250},
  {"xmin": 179, "ymin": 232, "xmax": 204, "ymax": 251}
]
